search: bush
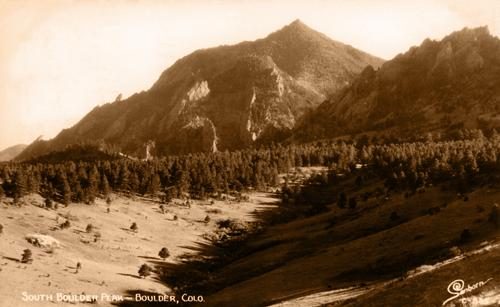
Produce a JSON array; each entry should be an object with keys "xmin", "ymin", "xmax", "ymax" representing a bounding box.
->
[
  {"xmin": 86, "ymin": 224, "xmax": 94, "ymax": 233},
  {"xmin": 138, "ymin": 264, "xmax": 152, "ymax": 278},
  {"xmin": 60, "ymin": 220, "xmax": 71, "ymax": 229},
  {"xmin": 489, "ymin": 204, "xmax": 499, "ymax": 227},
  {"xmin": 44, "ymin": 198, "xmax": 53, "ymax": 209},
  {"xmin": 0, "ymin": 224, "xmax": 3, "ymax": 234},
  {"xmin": 158, "ymin": 247, "xmax": 170, "ymax": 261},
  {"xmin": 21, "ymin": 249, "xmax": 33, "ymax": 263},
  {"xmin": 348, "ymin": 197, "xmax": 357, "ymax": 209},
  {"xmin": 338, "ymin": 192, "xmax": 347, "ymax": 208},
  {"xmin": 130, "ymin": 222, "xmax": 138, "ymax": 232},
  {"xmin": 459, "ymin": 229, "xmax": 471, "ymax": 243}
]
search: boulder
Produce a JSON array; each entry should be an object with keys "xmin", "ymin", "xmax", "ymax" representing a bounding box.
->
[{"xmin": 25, "ymin": 234, "xmax": 61, "ymax": 249}]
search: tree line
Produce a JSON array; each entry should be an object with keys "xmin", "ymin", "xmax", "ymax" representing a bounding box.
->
[{"xmin": 1, "ymin": 135, "xmax": 500, "ymax": 204}]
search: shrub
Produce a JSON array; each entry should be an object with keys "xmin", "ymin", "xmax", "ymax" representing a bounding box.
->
[
  {"xmin": 449, "ymin": 246, "xmax": 462, "ymax": 256},
  {"xmin": 489, "ymin": 204, "xmax": 499, "ymax": 227},
  {"xmin": 60, "ymin": 220, "xmax": 71, "ymax": 229},
  {"xmin": 86, "ymin": 224, "xmax": 94, "ymax": 233},
  {"xmin": 138, "ymin": 264, "xmax": 152, "ymax": 278},
  {"xmin": 21, "ymin": 249, "xmax": 33, "ymax": 263},
  {"xmin": 338, "ymin": 192, "xmax": 347, "ymax": 208},
  {"xmin": 44, "ymin": 198, "xmax": 53, "ymax": 209},
  {"xmin": 348, "ymin": 197, "xmax": 357, "ymax": 209},
  {"xmin": 130, "ymin": 222, "xmax": 138, "ymax": 232},
  {"xmin": 158, "ymin": 247, "xmax": 170, "ymax": 261},
  {"xmin": 459, "ymin": 229, "xmax": 471, "ymax": 243}
]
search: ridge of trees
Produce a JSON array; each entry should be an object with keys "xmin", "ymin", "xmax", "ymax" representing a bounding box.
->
[{"xmin": 1, "ymin": 133, "xmax": 500, "ymax": 204}]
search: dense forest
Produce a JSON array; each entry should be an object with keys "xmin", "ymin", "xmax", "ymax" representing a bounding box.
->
[{"xmin": 1, "ymin": 129, "xmax": 500, "ymax": 207}]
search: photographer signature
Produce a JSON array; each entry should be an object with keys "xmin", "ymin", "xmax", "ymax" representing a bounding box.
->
[{"xmin": 442, "ymin": 278, "xmax": 493, "ymax": 306}]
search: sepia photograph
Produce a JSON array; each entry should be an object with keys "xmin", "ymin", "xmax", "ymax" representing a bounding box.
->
[{"xmin": 0, "ymin": 0, "xmax": 499, "ymax": 306}]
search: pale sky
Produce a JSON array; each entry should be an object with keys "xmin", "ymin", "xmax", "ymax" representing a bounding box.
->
[{"xmin": 0, "ymin": 0, "xmax": 499, "ymax": 150}]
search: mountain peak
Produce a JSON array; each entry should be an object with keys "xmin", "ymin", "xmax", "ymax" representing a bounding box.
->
[
  {"xmin": 16, "ymin": 20, "xmax": 383, "ymax": 159},
  {"xmin": 289, "ymin": 19, "xmax": 306, "ymax": 27},
  {"xmin": 277, "ymin": 19, "xmax": 316, "ymax": 35},
  {"xmin": 443, "ymin": 26, "xmax": 492, "ymax": 44}
]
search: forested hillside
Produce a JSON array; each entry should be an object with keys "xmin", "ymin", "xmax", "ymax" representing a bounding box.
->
[
  {"xmin": 3, "ymin": 131, "xmax": 500, "ymax": 207},
  {"xmin": 297, "ymin": 27, "xmax": 500, "ymax": 142}
]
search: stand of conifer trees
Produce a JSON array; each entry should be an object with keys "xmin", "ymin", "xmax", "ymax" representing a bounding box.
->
[{"xmin": 1, "ymin": 136, "xmax": 500, "ymax": 204}]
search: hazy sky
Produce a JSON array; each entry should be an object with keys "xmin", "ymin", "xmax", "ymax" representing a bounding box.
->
[{"xmin": 0, "ymin": 0, "xmax": 499, "ymax": 150}]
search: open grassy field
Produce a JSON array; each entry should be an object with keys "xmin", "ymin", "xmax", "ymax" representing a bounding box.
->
[{"xmin": 0, "ymin": 193, "xmax": 275, "ymax": 307}]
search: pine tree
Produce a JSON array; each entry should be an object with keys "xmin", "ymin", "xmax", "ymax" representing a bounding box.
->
[
  {"xmin": 138, "ymin": 264, "xmax": 152, "ymax": 278},
  {"xmin": 348, "ymin": 197, "xmax": 357, "ymax": 209},
  {"xmin": 129, "ymin": 172, "xmax": 140, "ymax": 194},
  {"xmin": 44, "ymin": 197, "xmax": 53, "ymax": 209},
  {"xmin": 74, "ymin": 181, "xmax": 85, "ymax": 203},
  {"xmin": 148, "ymin": 174, "xmax": 161, "ymax": 195},
  {"xmin": 101, "ymin": 174, "xmax": 111, "ymax": 196},
  {"xmin": 60, "ymin": 220, "xmax": 71, "ymax": 229},
  {"xmin": 13, "ymin": 170, "xmax": 28, "ymax": 201},
  {"xmin": 338, "ymin": 192, "xmax": 347, "ymax": 208},
  {"xmin": 27, "ymin": 169, "xmax": 40, "ymax": 194},
  {"xmin": 21, "ymin": 249, "xmax": 33, "ymax": 263},
  {"xmin": 56, "ymin": 171, "xmax": 72, "ymax": 205},
  {"xmin": 158, "ymin": 247, "xmax": 170, "ymax": 261},
  {"xmin": 489, "ymin": 204, "xmax": 499, "ymax": 227},
  {"xmin": 87, "ymin": 166, "xmax": 99, "ymax": 203},
  {"xmin": 118, "ymin": 165, "xmax": 131, "ymax": 192}
]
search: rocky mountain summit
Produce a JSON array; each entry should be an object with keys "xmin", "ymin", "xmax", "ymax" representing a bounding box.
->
[
  {"xmin": 297, "ymin": 27, "xmax": 500, "ymax": 141},
  {"xmin": 17, "ymin": 20, "xmax": 382, "ymax": 160}
]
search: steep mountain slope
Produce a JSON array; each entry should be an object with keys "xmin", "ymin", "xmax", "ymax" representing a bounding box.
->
[
  {"xmin": 296, "ymin": 27, "xmax": 500, "ymax": 141},
  {"xmin": 0, "ymin": 144, "xmax": 27, "ymax": 161},
  {"xmin": 17, "ymin": 20, "xmax": 382, "ymax": 160},
  {"xmin": 161, "ymin": 171, "xmax": 500, "ymax": 307}
]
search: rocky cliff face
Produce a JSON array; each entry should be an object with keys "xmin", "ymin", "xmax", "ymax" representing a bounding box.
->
[
  {"xmin": 296, "ymin": 27, "xmax": 500, "ymax": 141},
  {"xmin": 17, "ymin": 20, "xmax": 383, "ymax": 160}
]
